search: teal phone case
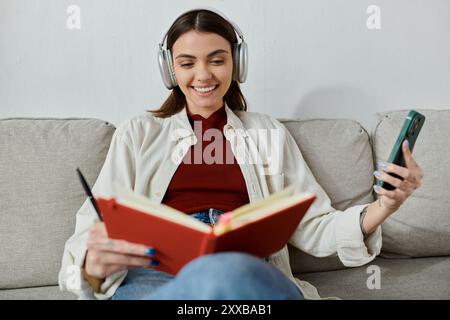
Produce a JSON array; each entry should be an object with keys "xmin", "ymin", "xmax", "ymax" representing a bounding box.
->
[{"xmin": 377, "ymin": 110, "xmax": 425, "ymax": 191}]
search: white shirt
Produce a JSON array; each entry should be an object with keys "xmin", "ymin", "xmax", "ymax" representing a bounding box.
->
[{"xmin": 58, "ymin": 104, "xmax": 382, "ymax": 299}]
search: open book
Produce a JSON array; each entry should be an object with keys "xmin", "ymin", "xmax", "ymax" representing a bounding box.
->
[{"xmin": 96, "ymin": 185, "xmax": 316, "ymax": 275}]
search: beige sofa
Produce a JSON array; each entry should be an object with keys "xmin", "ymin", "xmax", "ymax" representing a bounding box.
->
[{"xmin": 1, "ymin": 110, "xmax": 449, "ymax": 299}]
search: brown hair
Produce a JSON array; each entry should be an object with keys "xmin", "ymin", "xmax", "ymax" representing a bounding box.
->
[{"xmin": 148, "ymin": 9, "xmax": 248, "ymax": 118}]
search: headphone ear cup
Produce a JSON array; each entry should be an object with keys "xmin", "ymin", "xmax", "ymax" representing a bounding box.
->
[
  {"xmin": 158, "ymin": 48, "xmax": 178, "ymax": 89},
  {"xmin": 232, "ymin": 42, "xmax": 248, "ymax": 83},
  {"xmin": 237, "ymin": 41, "xmax": 248, "ymax": 83},
  {"xmin": 232, "ymin": 43, "xmax": 240, "ymax": 82},
  {"xmin": 158, "ymin": 48, "xmax": 174, "ymax": 89},
  {"xmin": 166, "ymin": 48, "xmax": 178, "ymax": 88}
]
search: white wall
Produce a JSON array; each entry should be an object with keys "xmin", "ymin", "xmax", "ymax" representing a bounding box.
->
[{"xmin": 1, "ymin": 0, "xmax": 449, "ymax": 132}]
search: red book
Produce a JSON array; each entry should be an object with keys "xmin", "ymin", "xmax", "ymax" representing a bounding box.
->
[{"xmin": 97, "ymin": 185, "xmax": 316, "ymax": 275}]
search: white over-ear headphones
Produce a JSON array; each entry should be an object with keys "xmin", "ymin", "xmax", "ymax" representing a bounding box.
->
[{"xmin": 157, "ymin": 7, "xmax": 248, "ymax": 90}]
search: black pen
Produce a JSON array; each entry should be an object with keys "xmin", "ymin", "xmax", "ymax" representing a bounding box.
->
[{"xmin": 76, "ymin": 167, "xmax": 103, "ymax": 221}]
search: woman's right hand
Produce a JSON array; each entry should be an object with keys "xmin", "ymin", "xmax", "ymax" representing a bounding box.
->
[{"xmin": 84, "ymin": 222, "xmax": 157, "ymax": 280}]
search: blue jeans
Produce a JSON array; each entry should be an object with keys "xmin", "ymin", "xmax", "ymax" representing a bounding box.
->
[{"xmin": 111, "ymin": 208, "xmax": 304, "ymax": 300}]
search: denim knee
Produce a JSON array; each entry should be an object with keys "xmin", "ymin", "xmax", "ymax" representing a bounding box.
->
[
  {"xmin": 181, "ymin": 252, "xmax": 264, "ymax": 281},
  {"xmin": 175, "ymin": 252, "xmax": 303, "ymax": 299}
]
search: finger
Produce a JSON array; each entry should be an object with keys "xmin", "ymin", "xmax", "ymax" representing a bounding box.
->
[
  {"xmin": 87, "ymin": 238, "xmax": 156, "ymax": 257},
  {"xmin": 93, "ymin": 251, "xmax": 153, "ymax": 268},
  {"xmin": 379, "ymin": 161, "xmax": 411, "ymax": 182},
  {"xmin": 402, "ymin": 140, "xmax": 418, "ymax": 170},
  {"xmin": 373, "ymin": 184, "xmax": 403, "ymax": 200},
  {"xmin": 374, "ymin": 170, "xmax": 404, "ymax": 189},
  {"xmin": 104, "ymin": 264, "xmax": 159, "ymax": 277}
]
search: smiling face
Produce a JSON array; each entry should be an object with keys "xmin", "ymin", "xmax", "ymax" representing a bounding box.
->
[{"xmin": 171, "ymin": 30, "xmax": 233, "ymax": 118}]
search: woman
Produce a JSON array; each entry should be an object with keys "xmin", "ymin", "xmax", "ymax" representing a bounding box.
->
[{"xmin": 59, "ymin": 8, "xmax": 424, "ymax": 300}]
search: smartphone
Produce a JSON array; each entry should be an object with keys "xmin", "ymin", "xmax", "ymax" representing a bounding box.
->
[{"xmin": 377, "ymin": 110, "xmax": 425, "ymax": 191}]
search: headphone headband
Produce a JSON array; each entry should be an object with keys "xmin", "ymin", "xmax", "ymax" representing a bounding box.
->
[{"xmin": 159, "ymin": 7, "xmax": 245, "ymax": 50}]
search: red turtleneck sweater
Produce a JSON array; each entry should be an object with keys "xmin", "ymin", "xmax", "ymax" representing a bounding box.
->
[{"xmin": 161, "ymin": 106, "xmax": 250, "ymax": 214}]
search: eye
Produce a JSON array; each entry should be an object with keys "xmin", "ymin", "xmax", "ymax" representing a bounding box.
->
[{"xmin": 179, "ymin": 60, "xmax": 224, "ymax": 68}]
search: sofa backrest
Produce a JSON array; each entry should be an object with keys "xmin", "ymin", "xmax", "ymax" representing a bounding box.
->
[
  {"xmin": 0, "ymin": 118, "xmax": 115, "ymax": 289},
  {"xmin": 281, "ymin": 118, "xmax": 376, "ymax": 273}
]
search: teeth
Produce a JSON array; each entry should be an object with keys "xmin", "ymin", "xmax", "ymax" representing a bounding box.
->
[{"xmin": 193, "ymin": 85, "xmax": 216, "ymax": 93}]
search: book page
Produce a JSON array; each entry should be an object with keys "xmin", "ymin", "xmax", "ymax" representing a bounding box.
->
[
  {"xmin": 226, "ymin": 185, "xmax": 296, "ymax": 219},
  {"xmin": 113, "ymin": 184, "xmax": 211, "ymax": 233},
  {"xmin": 213, "ymin": 186, "xmax": 314, "ymax": 235}
]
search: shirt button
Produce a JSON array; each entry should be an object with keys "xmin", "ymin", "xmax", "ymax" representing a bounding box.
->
[{"xmin": 155, "ymin": 191, "xmax": 161, "ymax": 197}]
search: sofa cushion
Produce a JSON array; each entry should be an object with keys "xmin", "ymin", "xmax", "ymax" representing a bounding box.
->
[
  {"xmin": 0, "ymin": 118, "xmax": 115, "ymax": 289},
  {"xmin": 373, "ymin": 110, "xmax": 450, "ymax": 257},
  {"xmin": 298, "ymin": 256, "xmax": 450, "ymax": 299},
  {"xmin": 280, "ymin": 119, "xmax": 375, "ymax": 273}
]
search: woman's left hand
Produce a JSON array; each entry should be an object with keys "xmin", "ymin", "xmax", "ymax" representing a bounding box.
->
[{"xmin": 373, "ymin": 140, "xmax": 424, "ymax": 214}]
